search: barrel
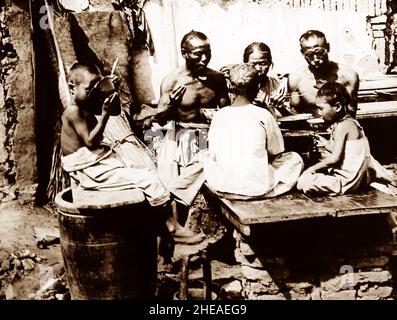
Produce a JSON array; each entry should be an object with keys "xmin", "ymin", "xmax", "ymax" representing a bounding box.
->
[{"xmin": 55, "ymin": 188, "xmax": 158, "ymax": 300}]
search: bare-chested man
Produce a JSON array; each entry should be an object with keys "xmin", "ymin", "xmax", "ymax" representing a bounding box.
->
[
  {"xmin": 155, "ymin": 30, "xmax": 230, "ymax": 125},
  {"xmin": 288, "ymin": 30, "xmax": 359, "ymax": 117},
  {"xmin": 147, "ymin": 31, "xmax": 229, "ymax": 230}
]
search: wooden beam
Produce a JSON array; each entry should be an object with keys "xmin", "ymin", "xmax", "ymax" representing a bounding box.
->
[{"xmin": 357, "ymin": 101, "xmax": 397, "ymax": 119}]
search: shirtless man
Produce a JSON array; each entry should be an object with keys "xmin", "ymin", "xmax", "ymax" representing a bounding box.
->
[
  {"xmin": 288, "ymin": 30, "xmax": 359, "ymax": 117},
  {"xmin": 147, "ymin": 31, "xmax": 229, "ymax": 228},
  {"xmin": 155, "ymin": 30, "xmax": 230, "ymax": 125}
]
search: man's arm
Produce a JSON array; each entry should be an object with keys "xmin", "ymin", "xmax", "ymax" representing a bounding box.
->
[
  {"xmin": 154, "ymin": 75, "xmax": 185, "ymax": 125},
  {"xmin": 68, "ymin": 104, "xmax": 110, "ymax": 149},
  {"xmin": 343, "ymin": 66, "xmax": 359, "ymax": 117},
  {"xmin": 287, "ymin": 71, "xmax": 302, "ymax": 113}
]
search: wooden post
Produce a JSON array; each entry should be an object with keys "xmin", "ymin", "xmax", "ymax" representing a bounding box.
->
[
  {"xmin": 387, "ymin": 212, "xmax": 397, "ymax": 245},
  {"xmin": 163, "ymin": 0, "xmax": 179, "ymax": 69},
  {"xmin": 179, "ymin": 256, "xmax": 189, "ymax": 300},
  {"xmin": 202, "ymin": 249, "xmax": 212, "ymax": 300}
]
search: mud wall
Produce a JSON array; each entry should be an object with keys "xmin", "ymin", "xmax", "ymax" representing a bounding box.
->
[{"xmin": 0, "ymin": 1, "xmax": 36, "ymax": 203}]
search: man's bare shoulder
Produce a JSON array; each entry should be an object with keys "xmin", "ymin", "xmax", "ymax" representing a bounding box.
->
[
  {"xmin": 160, "ymin": 67, "xmax": 185, "ymax": 91},
  {"xmin": 206, "ymin": 68, "xmax": 226, "ymax": 79},
  {"xmin": 289, "ymin": 65, "xmax": 309, "ymax": 79},
  {"xmin": 335, "ymin": 61, "xmax": 359, "ymax": 81},
  {"xmin": 205, "ymin": 68, "xmax": 228, "ymax": 86},
  {"xmin": 288, "ymin": 65, "xmax": 308, "ymax": 87}
]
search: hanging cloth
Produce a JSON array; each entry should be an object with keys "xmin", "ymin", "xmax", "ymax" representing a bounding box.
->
[{"xmin": 115, "ymin": 0, "xmax": 155, "ymax": 55}]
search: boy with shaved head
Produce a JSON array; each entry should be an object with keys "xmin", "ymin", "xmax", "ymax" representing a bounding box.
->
[{"xmin": 61, "ymin": 62, "xmax": 204, "ymax": 244}]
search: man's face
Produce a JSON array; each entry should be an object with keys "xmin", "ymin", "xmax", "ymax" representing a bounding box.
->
[
  {"xmin": 247, "ymin": 49, "xmax": 271, "ymax": 78},
  {"xmin": 300, "ymin": 37, "xmax": 329, "ymax": 69},
  {"xmin": 183, "ymin": 37, "xmax": 212, "ymax": 74}
]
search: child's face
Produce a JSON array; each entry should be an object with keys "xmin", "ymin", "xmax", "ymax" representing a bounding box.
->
[
  {"xmin": 72, "ymin": 71, "xmax": 102, "ymax": 106},
  {"xmin": 316, "ymin": 96, "xmax": 337, "ymax": 123}
]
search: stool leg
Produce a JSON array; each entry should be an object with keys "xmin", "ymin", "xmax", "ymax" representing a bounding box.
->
[
  {"xmin": 179, "ymin": 256, "xmax": 189, "ymax": 300},
  {"xmin": 202, "ymin": 250, "xmax": 212, "ymax": 300}
]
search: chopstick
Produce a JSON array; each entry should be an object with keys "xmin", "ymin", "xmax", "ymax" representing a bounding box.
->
[{"xmin": 111, "ymin": 58, "xmax": 119, "ymax": 76}]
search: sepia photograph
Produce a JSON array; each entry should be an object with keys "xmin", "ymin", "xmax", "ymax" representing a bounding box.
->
[{"xmin": 1, "ymin": 0, "xmax": 397, "ymax": 307}]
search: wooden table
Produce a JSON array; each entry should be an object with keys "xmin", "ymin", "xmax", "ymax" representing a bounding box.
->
[{"xmin": 203, "ymin": 185, "xmax": 397, "ymax": 237}]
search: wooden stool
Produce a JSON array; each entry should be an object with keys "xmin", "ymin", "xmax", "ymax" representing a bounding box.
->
[{"xmin": 174, "ymin": 244, "xmax": 213, "ymax": 300}]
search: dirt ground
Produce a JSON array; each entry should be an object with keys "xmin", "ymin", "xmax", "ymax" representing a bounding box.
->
[
  {"xmin": 0, "ymin": 193, "xmax": 241, "ymax": 300},
  {"xmin": 0, "ymin": 201, "xmax": 65, "ymax": 300}
]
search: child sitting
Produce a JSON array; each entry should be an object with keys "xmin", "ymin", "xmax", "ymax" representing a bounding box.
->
[
  {"xmin": 204, "ymin": 63, "xmax": 303, "ymax": 199},
  {"xmin": 297, "ymin": 82, "xmax": 392, "ymax": 195},
  {"xmin": 61, "ymin": 62, "xmax": 203, "ymax": 244}
]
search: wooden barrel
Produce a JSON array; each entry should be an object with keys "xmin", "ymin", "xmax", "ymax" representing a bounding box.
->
[{"xmin": 55, "ymin": 188, "xmax": 158, "ymax": 300}]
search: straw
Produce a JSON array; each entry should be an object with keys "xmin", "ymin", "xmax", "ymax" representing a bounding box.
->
[{"xmin": 111, "ymin": 58, "xmax": 119, "ymax": 76}]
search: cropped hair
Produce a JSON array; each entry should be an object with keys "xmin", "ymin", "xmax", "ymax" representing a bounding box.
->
[
  {"xmin": 68, "ymin": 61, "xmax": 102, "ymax": 84},
  {"xmin": 243, "ymin": 42, "xmax": 272, "ymax": 63},
  {"xmin": 317, "ymin": 82, "xmax": 351, "ymax": 111},
  {"xmin": 181, "ymin": 30, "xmax": 209, "ymax": 50},
  {"xmin": 299, "ymin": 30, "xmax": 327, "ymax": 45},
  {"xmin": 229, "ymin": 63, "xmax": 260, "ymax": 100}
]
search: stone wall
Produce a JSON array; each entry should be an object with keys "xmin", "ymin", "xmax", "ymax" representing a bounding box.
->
[
  {"xmin": 0, "ymin": 1, "xmax": 37, "ymax": 204},
  {"xmin": 219, "ymin": 214, "xmax": 397, "ymax": 300},
  {"xmin": 366, "ymin": 0, "xmax": 397, "ymax": 73}
]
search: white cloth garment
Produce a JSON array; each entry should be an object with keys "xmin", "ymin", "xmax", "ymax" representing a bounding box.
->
[
  {"xmin": 297, "ymin": 118, "xmax": 371, "ymax": 195},
  {"xmin": 155, "ymin": 121, "xmax": 206, "ymax": 206},
  {"xmin": 204, "ymin": 104, "xmax": 303, "ymax": 198},
  {"xmin": 62, "ymin": 145, "xmax": 170, "ymax": 207}
]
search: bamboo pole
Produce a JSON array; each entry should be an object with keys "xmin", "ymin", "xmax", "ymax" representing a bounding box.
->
[
  {"xmin": 43, "ymin": 0, "xmax": 72, "ymax": 201},
  {"xmin": 163, "ymin": 0, "xmax": 178, "ymax": 68}
]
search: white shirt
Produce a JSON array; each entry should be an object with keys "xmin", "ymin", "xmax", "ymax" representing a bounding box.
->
[{"xmin": 204, "ymin": 104, "xmax": 284, "ymax": 196}]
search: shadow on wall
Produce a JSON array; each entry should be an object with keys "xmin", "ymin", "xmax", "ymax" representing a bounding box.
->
[{"xmin": 31, "ymin": 0, "xmax": 63, "ymax": 204}]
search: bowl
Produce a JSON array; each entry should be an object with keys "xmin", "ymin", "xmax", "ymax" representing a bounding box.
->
[{"xmin": 88, "ymin": 76, "xmax": 121, "ymax": 116}]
